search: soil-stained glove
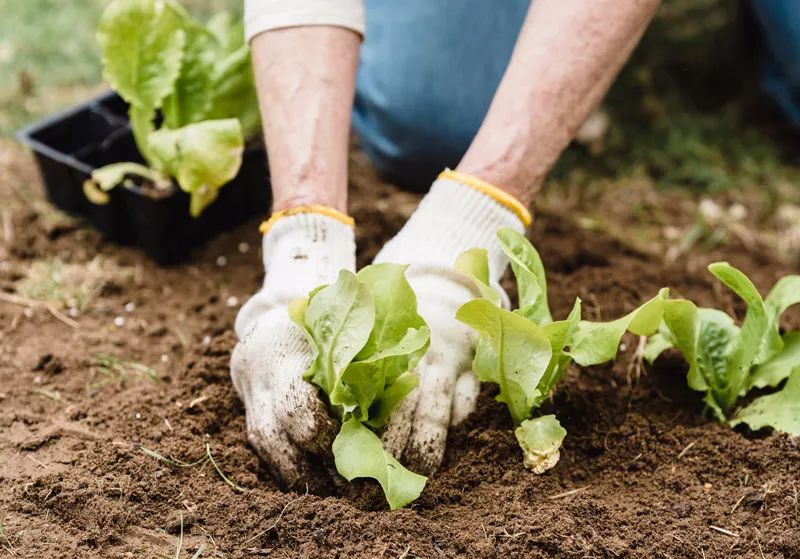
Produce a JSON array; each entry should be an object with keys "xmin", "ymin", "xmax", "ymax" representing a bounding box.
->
[
  {"xmin": 231, "ymin": 208, "xmax": 356, "ymax": 488},
  {"xmin": 375, "ymin": 170, "xmax": 531, "ymax": 474}
]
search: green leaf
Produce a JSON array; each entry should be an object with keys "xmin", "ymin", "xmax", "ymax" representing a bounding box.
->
[
  {"xmin": 162, "ymin": 20, "xmax": 216, "ymax": 127},
  {"xmin": 456, "ymin": 299, "xmax": 552, "ymax": 424},
  {"xmin": 302, "ymin": 270, "xmax": 374, "ymax": 404},
  {"xmin": 758, "ymin": 275, "xmax": 800, "ymax": 363},
  {"xmin": 750, "ymin": 332, "xmax": 800, "ymax": 390},
  {"xmin": 708, "ymin": 262, "xmax": 770, "ymax": 402},
  {"xmin": 732, "ymin": 367, "xmax": 800, "ymax": 435},
  {"xmin": 643, "ymin": 328, "xmax": 674, "ymax": 364},
  {"xmin": 568, "ymin": 289, "xmax": 668, "ymax": 366},
  {"xmin": 356, "ymin": 264, "xmax": 425, "ymax": 358},
  {"xmin": 147, "ymin": 119, "xmax": 244, "ymax": 216},
  {"xmin": 338, "ymin": 326, "xmax": 429, "ymax": 419},
  {"xmin": 455, "ymin": 248, "xmax": 500, "ymax": 305},
  {"xmin": 88, "ymin": 161, "xmax": 170, "ymax": 192},
  {"xmin": 205, "ymin": 11, "xmax": 244, "ymax": 54},
  {"xmin": 533, "ymin": 298, "xmax": 582, "ymax": 407},
  {"xmin": 333, "ymin": 418, "xmax": 427, "ymax": 510},
  {"xmin": 515, "ymin": 414, "xmax": 567, "ymax": 474},
  {"xmin": 128, "ymin": 105, "xmax": 157, "ymax": 162},
  {"xmin": 293, "ymin": 265, "xmax": 431, "ymax": 509},
  {"xmin": 367, "ymin": 371, "xmax": 419, "ymax": 429},
  {"xmin": 206, "ymin": 45, "xmax": 260, "ymax": 137},
  {"xmin": 497, "ymin": 227, "xmax": 552, "ymax": 324},
  {"xmin": 97, "ymin": 0, "xmax": 185, "ymax": 110},
  {"xmin": 660, "ymin": 301, "xmax": 737, "ymax": 420}
]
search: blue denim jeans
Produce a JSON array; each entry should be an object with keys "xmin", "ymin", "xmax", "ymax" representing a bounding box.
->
[
  {"xmin": 353, "ymin": 1, "xmax": 800, "ymax": 189},
  {"xmin": 352, "ymin": 0, "xmax": 530, "ymax": 189},
  {"xmin": 751, "ymin": 0, "xmax": 800, "ymax": 127}
]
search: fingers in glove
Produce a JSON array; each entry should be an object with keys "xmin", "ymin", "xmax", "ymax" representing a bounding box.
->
[
  {"xmin": 380, "ymin": 385, "xmax": 419, "ymax": 459},
  {"xmin": 275, "ymin": 372, "xmax": 339, "ymax": 456},
  {"xmin": 451, "ymin": 369, "xmax": 480, "ymax": 426}
]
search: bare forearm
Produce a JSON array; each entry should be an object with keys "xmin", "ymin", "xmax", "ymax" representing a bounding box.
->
[
  {"xmin": 458, "ymin": 0, "xmax": 661, "ymax": 206},
  {"xmin": 251, "ymin": 26, "xmax": 360, "ymax": 212}
]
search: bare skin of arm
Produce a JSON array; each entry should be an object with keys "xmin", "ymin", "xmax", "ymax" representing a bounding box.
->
[
  {"xmin": 457, "ymin": 0, "xmax": 661, "ymax": 206},
  {"xmin": 249, "ymin": 0, "xmax": 661, "ymax": 213},
  {"xmin": 250, "ymin": 26, "xmax": 360, "ymax": 212}
]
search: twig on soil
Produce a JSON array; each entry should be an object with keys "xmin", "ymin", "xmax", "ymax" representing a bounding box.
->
[
  {"xmin": 548, "ymin": 486, "xmax": 590, "ymax": 500},
  {"xmin": 32, "ymin": 388, "xmax": 62, "ymax": 402},
  {"xmin": 730, "ymin": 493, "xmax": 746, "ymax": 514},
  {"xmin": 242, "ymin": 486, "xmax": 309, "ymax": 546},
  {"xmin": 188, "ymin": 395, "xmax": 208, "ymax": 408},
  {"xmin": 0, "ymin": 292, "xmax": 78, "ymax": 328},
  {"xmin": 174, "ymin": 513, "xmax": 184, "ymax": 559},
  {"xmin": 190, "ymin": 545, "xmax": 206, "ymax": 559},
  {"xmin": 24, "ymin": 454, "xmax": 47, "ymax": 468},
  {"xmin": 677, "ymin": 441, "xmax": 697, "ymax": 459},
  {"xmin": 397, "ymin": 545, "xmax": 411, "ymax": 559},
  {"xmin": 205, "ymin": 443, "xmax": 246, "ymax": 493},
  {"xmin": 708, "ymin": 525, "xmax": 739, "ymax": 538},
  {"xmin": 164, "ymin": 418, "xmax": 173, "ymax": 432},
  {"xmin": 138, "ymin": 445, "xmax": 205, "ymax": 468},
  {"xmin": 497, "ymin": 528, "xmax": 524, "ymax": 540},
  {"xmin": 0, "ymin": 519, "xmax": 16, "ymax": 555}
]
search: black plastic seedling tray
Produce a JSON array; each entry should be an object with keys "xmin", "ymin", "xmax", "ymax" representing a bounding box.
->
[{"xmin": 17, "ymin": 92, "xmax": 270, "ymax": 265}]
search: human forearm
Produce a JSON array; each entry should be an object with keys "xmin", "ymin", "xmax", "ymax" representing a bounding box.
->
[
  {"xmin": 458, "ymin": 0, "xmax": 661, "ymax": 206},
  {"xmin": 250, "ymin": 26, "xmax": 360, "ymax": 212}
]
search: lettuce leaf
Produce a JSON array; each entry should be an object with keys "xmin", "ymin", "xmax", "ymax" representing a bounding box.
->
[
  {"xmin": 333, "ymin": 418, "xmax": 427, "ymax": 510},
  {"xmin": 292, "ymin": 265, "xmax": 430, "ymax": 509},
  {"xmin": 456, "ymin": 229, "xmax": 669, "ymax": 472},
  {"xmin": 147, "ymin": 119, "xmax": 244, "ymax": 217},
  {"xmin": 732, "ymin": 367, "xmax": 800, "ymax": 435},
  {"xmin": 515, "ymin": 415, "xmax": 567, "ymax": 474},
  {"xmin": 646, "ymin": 262, "xmax": 800, "ymax": 432},
  {"xmin": 456, "ymin": 299, "xmax": 553, "ymax": 424},
  {"xmin": 97, "ymin": 0, "xmax": 185, "ymax": 111},
  {"xmin": 94, "ymin": 0, "xmax": 258, "ymax": 216}
]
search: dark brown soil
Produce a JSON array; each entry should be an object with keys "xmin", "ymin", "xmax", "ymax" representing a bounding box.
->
[{"xmin": 1, "ymin": 145, "xmax": 799, "ymax": 558}]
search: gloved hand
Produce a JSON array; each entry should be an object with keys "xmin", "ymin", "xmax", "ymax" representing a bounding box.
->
[
  {"xmin": 231, "ymin": 209, "xmax": 356, "ymax": 488},
  {"xmin": 375, "ymin": 170, "xmax": 530, "ymax": 474}
]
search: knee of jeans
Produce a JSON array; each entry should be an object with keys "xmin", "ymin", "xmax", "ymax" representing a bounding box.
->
[{"xmin": 352, "ymin": 91, "xmax": 480, "ymax": 190}]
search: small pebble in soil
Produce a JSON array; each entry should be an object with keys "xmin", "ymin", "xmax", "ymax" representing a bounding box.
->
[
  {"xmin": 23, "ymin": 308, "xmax": 33, "ymax": 318},
  {"xmin": 68, "ymin": 307, "xmax": 79, "ymax": 318},
  {"xmin": 33, "ymin": 375, "xmax": 43, "ymax": 385},
  {"xmin": 703, "ymin": 482, "xmax": 713, "ymax": 492},
  {"xmin": 226, "ymin": 296, "xmax": 239, "ymax": 308},
  {"xmin": 113, "ymin": 316, "xmax": 126, "ymax": 327},
  {"xmin": 175, "ymin": 401, "xmax": 183, "ymax": 408},
  {"xmin": 238, "ymin": 242, "xmax": 250, "ymax": 254},
  {"xmin": 216, "ymin": 255, "xmax": 228, "ymax": 267},
  {"xmin": 135, "ymin": 413, "xmax": 142, "ymax": 420},
  {"xmin": 124, "ymin": 302, "xmax": 136, "ymax": 312},
  {"xmin": 202, "ymin": 335, "xmax": 212, "ymax": 345},
  {"xmin": 160, "ymin": 354, "xmax": 169, "ymax": 363},
  {"xmin": 619, "ymin": 342, "xmax": 627, "ymax": 352}
]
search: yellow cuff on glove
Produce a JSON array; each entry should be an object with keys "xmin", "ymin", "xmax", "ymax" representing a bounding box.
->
[
  {"xmin": 259, "ymin": 205, "xmax": 355, "ymax": 234},
  {"xmin": 438, "ymin": 169, "xmax": 532, "ymax": 227}
]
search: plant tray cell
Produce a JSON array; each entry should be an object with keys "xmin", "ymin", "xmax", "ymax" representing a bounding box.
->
[{"xmin": 17, "ymin": 92, "xmax": 271, "ymax": 264}]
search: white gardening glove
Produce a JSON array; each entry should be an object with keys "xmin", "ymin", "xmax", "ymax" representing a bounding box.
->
[
  {"xmin": 375, "ymin": 170, "xmax": 530, "ymax": 474},
  {"xmin": 231, "ymin": 210, "xmax": 356, "ymax": 488}
]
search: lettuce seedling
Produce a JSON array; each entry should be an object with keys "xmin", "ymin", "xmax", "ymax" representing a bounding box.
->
[
  {"xmin": 87, "ymin": 0, "xmax": 259, "ymax": 216},
  {"xmin": 290, "ymin": 264, "xmax": 430, "ymax": 509},
  {"xmin": 645, "ymin": 263, "xmax": 800, "ymax": 434},
  {"xmin": 456, "ymin": 228, "xmax": 668, "ymax": 472}
]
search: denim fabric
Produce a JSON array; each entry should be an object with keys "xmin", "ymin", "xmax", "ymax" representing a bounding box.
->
[
  {"xmin": 352, "ymin": 0, "xmax": 530, "ymax": 189},
  {"xmin": 751, "ymin": 0, "xmax": 800, "ymax": 127}
]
